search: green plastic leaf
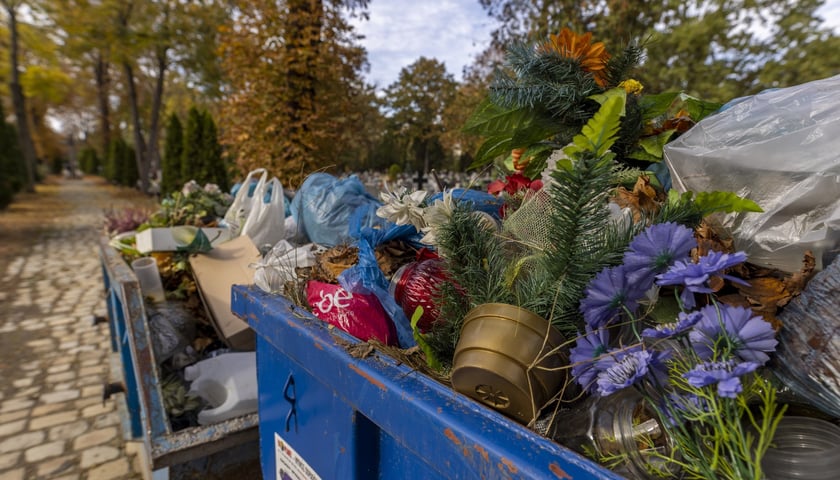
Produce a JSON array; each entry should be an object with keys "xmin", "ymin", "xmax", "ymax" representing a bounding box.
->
[
  {"xmin": 589, "ymin": 88, "xmax": 628, "ymax": 116},
  {"xmin": 463, "ymin": 99, "xmax": 532, "ymax": 135},
  {"xmin": 470, "ymin": 134, "xmax": 514, "ymax": 168},
  {"xmin": 410, "ymin": 306, "xmax": 441, "ymax": 370},
  {"xmin": 683, "ymin": 96, "xmax": 723, "ymax": 122},
  {"xmin": 638, "ymin": 91, "xmax": 681, "ymax": 122},
  {"xmin": 634, "ymin": 129, "xmax": 676, "ymax": 162},
  {"xmin": 176, "ymin": 228, "xmax": 214, "ymax": 254},
  {"xmin": 520, "ymin": 143, "xmax": 558, "ymax": 179},
  {"xmin": 565, "ymin": 91, "xmax": 625, "ymax": 158},
  {"xmin": 694, "ymin": 191, "xmax": 763, "ymax": 214}
]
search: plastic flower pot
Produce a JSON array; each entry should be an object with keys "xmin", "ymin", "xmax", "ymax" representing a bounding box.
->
[{"xmin": 450, "ymin": 303, "xmax": 571, "ymax": 423}]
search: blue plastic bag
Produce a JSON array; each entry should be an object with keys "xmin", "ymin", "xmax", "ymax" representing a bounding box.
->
[
  {"xmin": 338, "ymin": 222, "xmax": 420, "ymax": 349},
  {"xmin": 289, "ymin": 173, "xmax": 381, "ymax": 247},
  {"xmin": 428, "ymin": 188, "xmax": 504, "ymax": 219}
]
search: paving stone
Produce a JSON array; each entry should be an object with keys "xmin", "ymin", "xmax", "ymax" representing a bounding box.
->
[
  {"xmin": 91, "ymin": 412, "xmax": 120, "ymax": 430},
  {"xmin": 24, "ymin": 440, "xmax": 64, "ymax": 462},
  {"xmin": 86, "ymin": 457, "xmax": 130, "ymax": 480},
  {"xmin": 12, "ymin": 387, "xmax": 39, "ymax": 398},
  {"xmin": 0, "ymin": 420, "xmax": 26, "ymax": 437},
  {"xmin": 0, "ymin": 399, "xmax": 34, "ymax": 414},
  {"xmin": 46, "ymin": 371, "xmax": 76, "ymax": 383},
  {"xmin": 29, "ymin": 411, "xmax": 78, "ymax": 430},
  {"xmin": 0, "ymin": 467, "xmax": 25, "ymax": 480},
  {"xmin": 78, "ymin": 365, "xmax": 106, "ymax": 378},
  {"xmin": 0, "ymin": 431, "xmax": 45, "ymax": 454},
  {"xmin": 0, "ymin": 451, "xmax": 19, "ymax": 470},
  {"xmin": 31, "ymin": 402, "xmax": 67, "ymax": 416},
  {"xmin": 25, "ymin": 338, "xmax": 54, "ymax": 348},
  {"xmin": 78, "ymin": 445, "xmax": 119, "ymax": 469},
  {"xmin": 10, "ymin": 378, "xmax": 32, "ymax": 389},
  {"xmin": 75, "ymin": 397, "xmax": 101, "ymax": 409},
  {"xmin": 72, "ymin": 427, "xmax": 117, "ymax": 451},
  {"xmin": 80, "ymin": 386, "xmax": 101, "ymax": 399},
  {"xmin": 39, "ymin": 390, "xmax": 80, "ymax": 404},
  {"xmin": 48, "ymin": 419, "xmax": 89, "ymax": 442},
  {"xmin": 0, "ymin": 411, "xmax": 27, "ymax": 425},
  {"xmin": 75, "ymin": 375, "xmax": 101, "ymax": 387},
  {"xmin": 47, "ymin": 363, "xmax": 72, "ymax": 374},
  {"xmin": 82, "ymin": 403, "xmax": 113, "ymax": 419},
  {"xmin": 35, "ymin": 454, "xmax": 75, "ymax": 477}
]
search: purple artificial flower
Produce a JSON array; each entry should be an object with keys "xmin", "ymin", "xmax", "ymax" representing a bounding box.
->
[
  {"xmin": 623, "ymin": 222, "xmax": 696, "ymax": 289},
  {"xmin": 655, "ymin": 250, "xmax": 749, "ymax": 309},
  {"xmin": 595, "ymin": 347, "xmax": 653, "ymax": 396},
  {"xmin": 683, "ymin": 359, "xmax": 760, "ymax": 398},
  {"xmin": 642, "ymin": 311, "xmax": 703, "ymax": 339},
  {"xmin": 659, "ymin": 392, "xmax": 709, "ymax": 426},
  {"xmin": 580, "ymin": 265, "xmax": 647, "ymax": 329},
  {"xmin": 570, "ymin": 326, "xmax": 612, "ymax": 393},
  {"xmin": 689, "ymin": 304, "xmax": 778, "ymax": 364}
]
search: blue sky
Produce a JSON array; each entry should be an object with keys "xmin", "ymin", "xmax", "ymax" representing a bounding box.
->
[{"xmin": 351, "ymin": 0, "xmax": 840, "ymax": 90}]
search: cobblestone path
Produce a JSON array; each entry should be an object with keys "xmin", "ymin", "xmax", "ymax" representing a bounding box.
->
[{"xmin": 0, "ymin": 176, "xmax": 158, "ymax": 480}]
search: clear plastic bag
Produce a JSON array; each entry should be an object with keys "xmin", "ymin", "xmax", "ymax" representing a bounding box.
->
[{"xmin": 664, "ymin": 75, "xmax": 840, "ymax": 272}]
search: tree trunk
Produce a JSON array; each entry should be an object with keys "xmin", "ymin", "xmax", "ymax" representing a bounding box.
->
[
  {"xmin": 5, "ymin": 2, "xmax": 39, "ymax": 192},
  {"xmin": 146, "ymin": 47, "xmax": 168, "ymax": 183},
  {"xmin": 94, "ymin": 51, "xmax": 112, "ymax": 161},
  {"xmin": 284, "ymin": 0, "xmax": 323, "ymax": 171},
  {"xmin": 123, "ymin": 62, "xmax": 150, "ymax": 192}
]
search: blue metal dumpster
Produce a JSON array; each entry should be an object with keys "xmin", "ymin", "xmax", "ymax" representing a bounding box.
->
[
  {"xmin": 98, "ymin": 236, "xmax": 261, "ymax": 479},
  {"xmin": 231, "ymin": 284, "xmax": 623, "ymax": 480}
]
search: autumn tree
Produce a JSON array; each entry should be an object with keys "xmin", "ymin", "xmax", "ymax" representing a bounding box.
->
[
  {"xmin": 160, "ymin": 111, "xmax": 183, "ymax": 196},
  {"xmin": 477, "ymin": 0, "xmax": 840, "ymax": 103},
  {"xmin": 218, "ymin": 0, "xmax": 371, "ymax": 187},
  {"xmin": 383, "ymin": 57, "xmax": 458, "ymax": 174},
  {"xmin": 0, "ymin": 102, "xmax": 25, "ymax": 208},
  {"xmin": 1, "ymin": 0, "xmax": 41, "ymax": 192},
  {"xmin": 199, "ymin": 111, "xmax": 227, "ymax": 191},
  {"xmin": 181, "ymin": 106, "xmax": 202, "ymax": 186}
]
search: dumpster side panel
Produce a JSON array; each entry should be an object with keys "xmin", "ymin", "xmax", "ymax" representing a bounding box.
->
[{"xmin": 234, "ymin": 285, "xmax": 623, "ymax": 480}]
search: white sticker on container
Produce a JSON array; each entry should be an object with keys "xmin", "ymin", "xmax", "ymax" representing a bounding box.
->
[{"xmin": 275, "ymin": 433, "xmax": 321, "ymax": 480}]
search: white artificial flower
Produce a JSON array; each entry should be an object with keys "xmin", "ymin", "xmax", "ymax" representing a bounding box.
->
[
  {"xmin": 376, "ymin": 184, "xmax": 427, "ymax": 230},
  {"xmin": 419, "ymin": 190, "xmax": 456, "ymax": 245},
  {"xmin": 181, "ymin": 180, "xmax": 202, "ymax": 196},
  {"xmin": 541, "ymin": 149, "xmax": 569, "ymax": 185},
  {"xmin": 203, "ymin": 183, "xmax": 222, "ymax": 195}
]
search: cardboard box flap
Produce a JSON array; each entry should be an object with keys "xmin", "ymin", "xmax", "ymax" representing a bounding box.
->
[{"xmin": 189, "ymin": 235, "xmax": 260, "ymax": 351}]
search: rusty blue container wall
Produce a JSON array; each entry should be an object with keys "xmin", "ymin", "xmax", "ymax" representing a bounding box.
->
[
  {"xmin": 232, "ymin": 285, "xmax": 623, "ymax": 480},
  {"xmin": 98, "ymin": 237, "xmax": 260, "ymax": 471},
  {"xmin": 101, "ymin": 262, "xmax": 119, "ymax": 353},
  {"xmin": 100, "ymin": 240, "xmax": 147, "ymax": 440}
]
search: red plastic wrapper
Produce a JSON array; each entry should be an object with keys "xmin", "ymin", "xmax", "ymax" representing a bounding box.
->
[{"xmin": 306, "ymin": 280, "xmax": 397, "ymax": 345}]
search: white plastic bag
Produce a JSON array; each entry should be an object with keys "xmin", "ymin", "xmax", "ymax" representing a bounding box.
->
[
  {"xmin": 253, "ymin": 240, "xmax": 319, "ymax": 294},
  {"xmin": 664, "ymin": 74, "xmax": 840, "ymax": 272},
  {"xmin": 241, "ymin": 177, "xmax": 286, "ymax": 249},
  {"xmin": 223, "ymin": 168, "xmax": 267, "ymax": 237}
]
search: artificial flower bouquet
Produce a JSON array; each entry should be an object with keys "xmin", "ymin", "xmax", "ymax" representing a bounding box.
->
[{"xmin": 569, "ymin": 222, "xmax": 785, "ymax": 478}]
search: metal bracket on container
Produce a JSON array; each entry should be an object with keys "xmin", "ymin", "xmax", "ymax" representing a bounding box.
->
[{"xmin": 283, "ymin": 374, "xmax": 298, "ymax": 433}]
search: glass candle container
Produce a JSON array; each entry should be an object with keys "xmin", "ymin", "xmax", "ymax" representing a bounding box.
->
[
  {"xmin": 549, "ymin": 388, "xmax": 675, "ymax": 479},
  {"xmin": 389, "ymin": 257, "xmax": 448, "ymax": 333},
  {"xmin": 762, "ymin": 416, "xmax": 840, "ymax": 480}
]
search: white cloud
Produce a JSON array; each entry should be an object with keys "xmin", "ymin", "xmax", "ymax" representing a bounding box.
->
[{"xmin": 350, "ymin": 0, "xmax": 496, "ymax": 89}]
